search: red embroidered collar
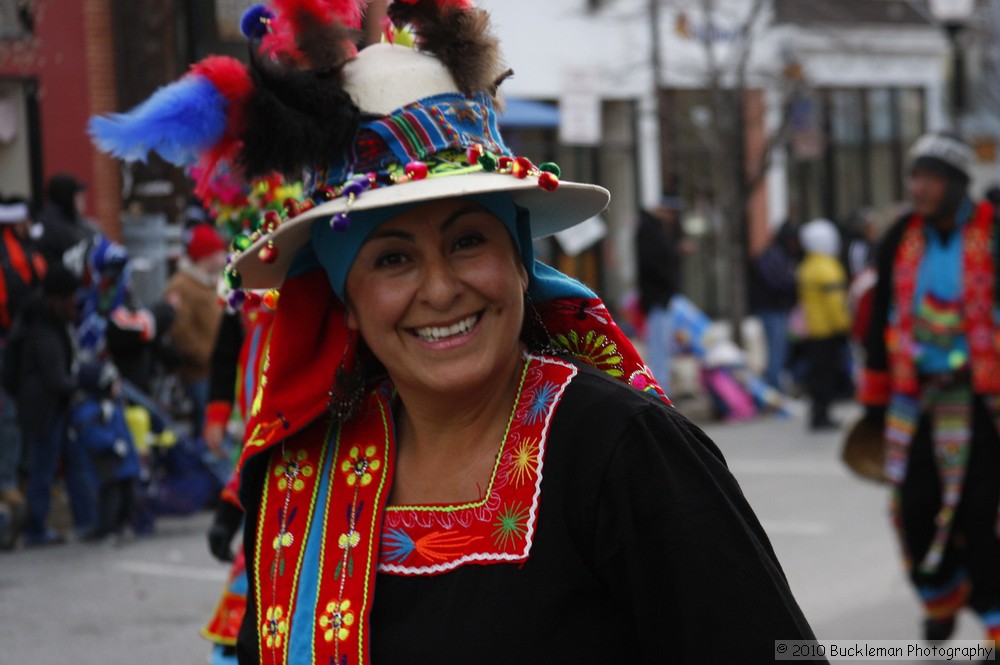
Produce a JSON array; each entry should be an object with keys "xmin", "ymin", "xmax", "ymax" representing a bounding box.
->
[{"xmin": 379, "ymin": 354, "xmax": 577, "ymax": 575}]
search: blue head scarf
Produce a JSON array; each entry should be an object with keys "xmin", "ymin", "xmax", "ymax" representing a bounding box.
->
[{"xmin": 288, "ymin": 192, "xmax": 596, "ymax": 304}]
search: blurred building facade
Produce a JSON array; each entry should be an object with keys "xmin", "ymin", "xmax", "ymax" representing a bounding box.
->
[
  {"xmin": 479, "ymin": 0, "xmax": 999, "ymax": 315},
  {"xmin": 1, "ymin": 1, "xmax": 996, "ymax": 313},
  {"xmin": 0, "ymin": 1, "xmax": 118, "ymax": 235}
]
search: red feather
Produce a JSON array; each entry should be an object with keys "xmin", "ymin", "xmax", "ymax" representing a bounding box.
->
[
  {"xmin": 261, "ymin": 0, "xmax": 365, "ymax": 64},
  {"xmin": 188, "ymin": 57, "xmax": 254, "ymax": 190},
  {"xmin": 190, "ymin": 56, "xmax": 253, "ymax": 105}
]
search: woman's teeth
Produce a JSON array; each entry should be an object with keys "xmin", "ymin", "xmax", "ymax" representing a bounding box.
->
[{"xmin": 413, "ymin": 314, "xmax": 479, "ymax": 342}]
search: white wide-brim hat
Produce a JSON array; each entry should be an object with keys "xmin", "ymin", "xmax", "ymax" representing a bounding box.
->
[
  {"xmin": 233, "ymin": 172, "xmax": 610, "ymax": 289},
  {"xmin": 229, "ymin": 44, "xmax": 610, "ymax": 290}
]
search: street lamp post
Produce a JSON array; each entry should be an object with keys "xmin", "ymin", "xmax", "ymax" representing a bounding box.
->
[{"xmin": 928, "ymin": 0, "xmax": 976, "ymax": 132}]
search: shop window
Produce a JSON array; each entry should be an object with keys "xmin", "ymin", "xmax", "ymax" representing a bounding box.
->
[
  {"xmin": 0, "ymin": 0, "xmax": 32, "ymax": 40},
  {"xmin": 788, "ymin": 86, "xmax": 924, "ymax": 226}
]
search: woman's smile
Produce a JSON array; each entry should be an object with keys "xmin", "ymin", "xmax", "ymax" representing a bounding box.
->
[{"xmin": 409, "ymin": 311, "xmax": 482, "ymax": 344}]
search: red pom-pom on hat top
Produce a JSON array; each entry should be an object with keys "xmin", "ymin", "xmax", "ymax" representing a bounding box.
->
[{"xmin": 187, "ymin": 224, "xmax": 227, "ymax": 261}]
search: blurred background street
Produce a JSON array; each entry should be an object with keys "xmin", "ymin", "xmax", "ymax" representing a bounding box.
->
[{"xmin": 1, "ymin": 0, "xmax": 1000, "ymax": 662}]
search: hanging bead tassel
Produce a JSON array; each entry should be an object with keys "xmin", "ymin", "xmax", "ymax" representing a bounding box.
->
[{"xmin": 258, "ymin": 240, "xmax": 279, "ymax": 264}]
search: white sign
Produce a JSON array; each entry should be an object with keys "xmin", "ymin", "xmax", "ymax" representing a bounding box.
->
[
  {"xmin": 559, "ymin": 93, "xmax": 602, "ymax": 146},
  {"xmin": 559, "ymin": 68, "xmax": 602, "ymax": 146},
  {"xmin": 554, "ymin": 215, "xmax": 607, "ymax": 256}
]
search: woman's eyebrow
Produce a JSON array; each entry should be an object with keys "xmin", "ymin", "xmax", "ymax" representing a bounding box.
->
[
  {"xmin": 368, "ymin": 228, "xmax": 413, "ymax": 241},
  {"xmin": 440, "ymin": 205, "xmax": 486, "ymax": 232},
  {"xmin": 367, "ymin": 205, "xmax": 486, "ymax": 241}
]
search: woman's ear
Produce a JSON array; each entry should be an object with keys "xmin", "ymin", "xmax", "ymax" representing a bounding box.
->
[
  {"xmin": 345, "ymin": 300, "xmax": 360, "ymax": 331},
  {"xmin": 518, "ymin": 262, "xmax": 529, "ymax": 295}
]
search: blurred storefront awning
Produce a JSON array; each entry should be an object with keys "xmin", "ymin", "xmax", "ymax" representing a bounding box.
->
[{"xmin": 499, "ymin": 98, "xmax": 560, "ymax": 129}]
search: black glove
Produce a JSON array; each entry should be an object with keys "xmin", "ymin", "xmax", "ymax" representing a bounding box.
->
[
  {"xmin": 207, "ymin": 500, "xmax": 243, "ymax": 563},
  {"xmin": 863, "ymin": 405, "xmax": 886, "ymax": 428}
]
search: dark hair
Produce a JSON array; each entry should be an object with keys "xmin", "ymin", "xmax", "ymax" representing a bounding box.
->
[
  {"xmin": 911, "ymin": 156, "xmax": 969, "ymax": 187},
  {"xmin": 46, "ymin": 173, "xmax": 86, "ymax": 221}
]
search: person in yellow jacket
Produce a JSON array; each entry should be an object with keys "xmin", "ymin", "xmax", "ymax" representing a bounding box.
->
[{"xmin": 797, "ymin": 218, "xmax": 851, "ymax": 430}]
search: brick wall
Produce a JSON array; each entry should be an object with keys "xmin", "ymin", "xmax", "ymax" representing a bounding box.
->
[{"xmin": 83, "ymin": 0, "xmax": 121, "ymax": 241}]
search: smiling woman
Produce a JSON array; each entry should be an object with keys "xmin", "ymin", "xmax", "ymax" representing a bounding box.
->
[
  {"xmin": 346, "ymin": 201, "xmax": 527, "ymax": 401},
  {"xmin": 89, "ymin": 0, "xmax": 822, "ymax": 663}
]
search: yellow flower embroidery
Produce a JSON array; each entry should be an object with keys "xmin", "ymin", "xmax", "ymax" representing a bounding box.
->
[
  {"xmin": 272, "ymin": 531, "xmax": 294, "ymax": 550},
  {"xmin": 338, "ymin": 530, "xmax": 361, "ymax": 550},
  {"xmin": 340, "ymin": 445, "xmax": 381, "ymax": 487},
  {"xmin": 274, "ymin": 449, "xmax": 314, "ymax": 492},
  {"xmin": 261, "ymin": 605, "xmax": 288, "ymax": 649},
  {"xmin": 319, "ymin": 599, "xmax": 355, "ymax": 643}
]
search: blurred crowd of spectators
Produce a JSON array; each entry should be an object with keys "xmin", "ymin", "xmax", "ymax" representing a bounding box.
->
[{"xmin": 0, "ymin": 174, "xmax": 230, "ymax": 549}]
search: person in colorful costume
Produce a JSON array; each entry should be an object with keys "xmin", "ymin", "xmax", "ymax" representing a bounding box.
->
[
  {"xmin": 858, "ymin": 132, "xmax": 1000, "ymax": 644},
  {"xmin": 90, "ymin": 1, "xmax": 820, "ymax": 662},
  {"xmin": 199, "ymin": 173, "xmax": 296, "ymax": 665},
  {"xmin": 202, "ymin": 292, "xmax": 280, "ymax": 665},
  {"xmin": 202, "ymin": 250, "xmax": 280, "ymax": 665}
]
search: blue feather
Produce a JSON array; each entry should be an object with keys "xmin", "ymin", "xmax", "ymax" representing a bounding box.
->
[{"xmin": 88, "ymin": 76, "xmax": 229, "ymax": 166}]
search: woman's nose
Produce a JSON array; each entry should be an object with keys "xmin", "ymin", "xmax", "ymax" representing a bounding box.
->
[{"xmin": 419, "ymin": 255, "xmax": 462, "ymax": 308}]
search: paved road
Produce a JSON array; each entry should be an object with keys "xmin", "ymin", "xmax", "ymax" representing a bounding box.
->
[{"xmin": 0, "ymin": 402, "xmax": 991, "ymax": 664}]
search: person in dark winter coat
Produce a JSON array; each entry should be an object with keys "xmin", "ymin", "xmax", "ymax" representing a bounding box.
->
[
  {"xmin": 35, "ymin": 173, "xmax": 98, "ymax": 268},
  {"xmin": 635, "ymin": 195, "xmax": 689, "ymax": 394},
  {"xmin": 70, "ymin": 361, "xmax": 140, "ymax": 542},
  {"xmin": 749, "ymin": 220, "xmax": 800, "ymax": 391},
  {"xmin": 0, "ymin": 197, "xmax": 47, "ymax": 531},
  {"xmin": 10, "ymin": 264, "xmax": 97, "ymax": 544},
  {"xmin": 164, "ymin": 224, "xmax": 227, "ymax": 434}
]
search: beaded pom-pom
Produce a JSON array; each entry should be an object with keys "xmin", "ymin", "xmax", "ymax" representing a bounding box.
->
[{"xmin": 240, "ymin": 5, "xmax": 274, "ymax": 40}]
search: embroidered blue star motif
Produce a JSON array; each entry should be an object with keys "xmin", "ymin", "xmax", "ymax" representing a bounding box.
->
[{"xmin": 525, "ymin": 382, "xmax": 558, "ymax": 425}]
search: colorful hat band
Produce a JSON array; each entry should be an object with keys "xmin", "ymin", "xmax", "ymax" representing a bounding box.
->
[
  {"xmin": 290, "ymin": 91, "xmax": 561, "ymax": 237},
  {"xmin": 367, "ymin": 92, "xmax": 509, "ymax": 168},
  {"xmin": 310, "ymin": 92, "xmax": 507, "ymax": 191}
]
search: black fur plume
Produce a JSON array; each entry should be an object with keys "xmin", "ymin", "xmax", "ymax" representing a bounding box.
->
[
  {"xmin": 293, "ymin": 13, "xmax": 362, "ymax": 71},
  {"xmin": 239, "ymin": 50, "xmax": 361, "ymax": 179},
  {"xmin": 387, "ymin": 0, "xmax": 506, "ymax": 103}
]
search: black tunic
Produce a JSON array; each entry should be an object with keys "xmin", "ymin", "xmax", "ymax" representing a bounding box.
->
[{"xmin": 239, "ymin": 363, "xmax": 822, "ymax": 664}]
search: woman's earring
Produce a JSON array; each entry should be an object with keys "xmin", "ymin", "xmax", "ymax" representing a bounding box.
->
[{"xmin": 328, "ymin": 359, "xmax": 365, "ymax": 422}]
